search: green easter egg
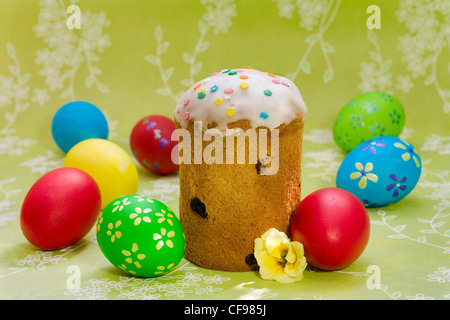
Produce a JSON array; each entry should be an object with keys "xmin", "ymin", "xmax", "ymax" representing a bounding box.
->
[
  {"xmin": 333, "ymin": 92, "xmax": 405, "ymax": 152},
  {"xmin": 96, "ymin": 195, "xmax": 185, "ymax": 277}
]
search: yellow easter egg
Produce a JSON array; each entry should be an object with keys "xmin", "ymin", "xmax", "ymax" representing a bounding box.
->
[{"xmin": 63, "ymin": 138, "xmax": 139, "ymax": 209}]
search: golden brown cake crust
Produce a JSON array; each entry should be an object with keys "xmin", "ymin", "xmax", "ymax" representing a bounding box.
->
[{"xmin": 176, "ymin": 117, "xmax": 304, "ymax": 271}]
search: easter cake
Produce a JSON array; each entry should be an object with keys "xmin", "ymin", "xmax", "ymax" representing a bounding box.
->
[{"xmin": 173, "ymin": 67, "xmax": 308, "ymax": 271}]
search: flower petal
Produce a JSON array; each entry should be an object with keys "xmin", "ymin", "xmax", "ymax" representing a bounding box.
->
[
  {"xmin": 273, "ymin": 269, "xmax": 300, "ymax": 283},
  {"xmin": 366, "ymin": 173, "xmax": 378, "ymax": 183},
  {"xmin": 256, "ymin": 251, "xmax": 283, "ymax": 280},
  {"xmin": 284, "ymin": 242, "xmax": 307, "ymax": 279},
  {"xmin": 386, "ymin": 184, "xmax": 396, "ymax": 191},
  {"xmin": 355, "ymin": 162, "xmax": 364, "ymax": 171},
  {"xmin": 359, "ymin": 176, "xmax": 367, "ymax": 189},
  {"xmin": 402, "ymin": 152, "xmax": 410, "ymax": 161},
  {"xmin": 394, "ymin": 142, "xmax": 406, "ymax": 150},
  {"xmin": 254, "ymin": 238, "xmax": 266, "ymax": 261},
  {"xmin": 265, "ymin": 239, "xmax": 289, "ymax": 261},
  {"xmin": 350, "ymin": 172, "xmax": 362, "ymax": 180},
  {"xmin": 284, "ymin": 244, "xmax": 298, "ymax": 265},
  {"xmin": 364, "ymin": 162, "xmax": 374, "ymax": 172},
  {"xmin": 413, "ymin": 156, "xmax": 420, "ymax": 168}
]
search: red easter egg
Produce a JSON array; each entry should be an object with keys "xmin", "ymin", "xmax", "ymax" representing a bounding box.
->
[
  {"xmin": 291, "ymin": 188, "xmax": 370, "ymax": 271},
  {"xmin": 20, "ymin": 167, "xmax": 101, "ymax": 250},
  {"xmin": 130, "ymin": 115, "xmax": 179, "ymax": 175}
]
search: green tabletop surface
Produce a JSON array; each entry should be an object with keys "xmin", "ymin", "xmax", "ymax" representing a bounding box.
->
[{"xmin": 0, "ymin": 0, "xmax": 449, "ymax": 300}]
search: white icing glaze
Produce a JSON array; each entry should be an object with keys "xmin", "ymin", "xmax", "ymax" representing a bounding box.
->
[{"xmin": 174, "ymin": 68, "xmax": 308, "ymax": 131}]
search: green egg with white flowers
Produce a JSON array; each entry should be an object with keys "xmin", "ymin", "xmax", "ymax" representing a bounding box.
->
[
  {"xmin": 333, "ymin": 92, "xmax": 405, "ymax": 152},
  {"xmin": 96, "ymin": 195, "xmax": 185, "ymax": 277}
]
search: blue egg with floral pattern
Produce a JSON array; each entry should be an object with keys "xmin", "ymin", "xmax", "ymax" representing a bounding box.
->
[{"xmin": 336, "ymin": 136, "xmax": 421, "ymax": 207}]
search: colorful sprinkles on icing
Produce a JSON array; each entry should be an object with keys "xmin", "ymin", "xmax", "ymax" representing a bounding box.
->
[
  {"xmin": 260, "ymin": 112, "xmax": 269, "ymax": 119},
  {"xmin": 198, "ymin": 91, "xmax": 206, "ymax": 99},
  {"xmin": 226, "ymin": 108, "xmax": 235, "ymax": 117},
  {"xmin": 174, "ymin": 67, "xmax": 307, "ymax": 131}
]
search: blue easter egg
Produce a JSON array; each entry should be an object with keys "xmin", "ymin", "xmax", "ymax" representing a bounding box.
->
[
  {"xmin": 52, "ymin": 101, "xmax": 109, "ymax": 153},
  {"xmin": 336, "ymin": 136, "xmax": 422, "ymax": 207}
]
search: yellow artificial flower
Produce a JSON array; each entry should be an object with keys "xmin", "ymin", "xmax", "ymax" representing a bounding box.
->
[{"xmin": 254, "ymin": 228, "xmax": 307, "ymax": 283}]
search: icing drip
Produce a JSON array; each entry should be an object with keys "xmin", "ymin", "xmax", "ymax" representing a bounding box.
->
[{"xmin": 174, "ymin": 68, "xmax": 308, "ymax": 131}]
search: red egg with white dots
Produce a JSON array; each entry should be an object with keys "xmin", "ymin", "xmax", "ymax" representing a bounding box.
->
[
  {"xmin": 290, "ymin": 188, "xmax": 370, "ymax": 271},
  {"xmin": 130, "ymin": 115, "xmax": 179, "ymax": 175}
]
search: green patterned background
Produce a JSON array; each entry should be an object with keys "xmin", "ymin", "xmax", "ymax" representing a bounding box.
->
[{"xmin": 0, "ymin": 0, "xmax": 449, "ymax": 300}]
